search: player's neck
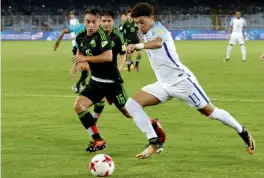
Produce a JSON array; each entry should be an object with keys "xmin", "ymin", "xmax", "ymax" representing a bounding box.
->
[{"xmin": 106, "ymin": 28, "xmax": 113, "ymax": 36}]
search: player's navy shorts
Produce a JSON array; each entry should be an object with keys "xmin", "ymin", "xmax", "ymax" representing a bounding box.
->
[{"xmin": 79, "ymin": 79, "xmax": 128, "ymax": 108}]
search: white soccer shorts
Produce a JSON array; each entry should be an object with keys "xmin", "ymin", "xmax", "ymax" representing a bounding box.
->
[
  {"xmin": 229, "ymin": 33, "xmax": 244, "ymax": 45},
  {"xmin": 142, "ymin": 78, "xmax": 210, "ymax": 109}
]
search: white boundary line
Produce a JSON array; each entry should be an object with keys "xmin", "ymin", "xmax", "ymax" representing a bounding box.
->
[{"xmin": 2, "ymin": 93, "xmax": 264, "ymax": 103}]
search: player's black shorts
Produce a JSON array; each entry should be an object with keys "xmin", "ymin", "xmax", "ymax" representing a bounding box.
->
[{"xmin": 79, "ymin": 79, "xmax": 128, "ymax": 108}]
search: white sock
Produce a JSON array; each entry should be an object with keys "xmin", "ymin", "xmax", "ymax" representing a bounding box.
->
[
  {"xmin": 125, "ymin": 98, "xmax": 157, "ymax": 139},
  {"xmin": 209, "ymin": 107, "xmax": 243, "ymax": 133},
  {"xmin": 240, "ymin": 45, "xmax": 246, "ymax": 61},
  {"xmin": 72, "ymin": 40, "xmax": 75, "ymax": 47},
  {"xmin": 226, "ymin": 45, "xmax": 232, "ymax": 59}
]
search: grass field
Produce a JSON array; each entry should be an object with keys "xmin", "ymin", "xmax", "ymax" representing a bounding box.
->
[{"xmin": 2, "ymin": 40, "xmax": 264, "ymax": 178}]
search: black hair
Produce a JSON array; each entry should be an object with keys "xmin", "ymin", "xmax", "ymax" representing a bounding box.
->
[
  {"xmin": 126, "ymin": 9, "xmax": 132, "ymax": 14},
  {"xmin": 84, "ymin": 8, "xmax": 100, "ymax": 18},
  {"xmin": 100, "ymin": 10, "xmax": 115, "ymax": 19},
  {"xmin": 131, "ymin": 3, "xmax": 154, "ymax": 18}
]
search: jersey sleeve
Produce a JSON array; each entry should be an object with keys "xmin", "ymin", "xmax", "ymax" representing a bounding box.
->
[
  {"xmin": 98, "ymin": 29, "xmax": 112, "ymax": 53},
  {"xmin": 115, "ymin": 30, "xmax": 126, "ymax": 55},
  {"xmin": 151, "ymin": 22, "xmax": 168, "ymax": 42}
]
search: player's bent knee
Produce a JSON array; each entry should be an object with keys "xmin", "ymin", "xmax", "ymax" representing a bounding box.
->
[
  {"xmin": 74, "ymin": 96, "xmax": 93, "ymax": 113},
  {"xmin": 198, "ymin": 103, "xmax": 214, "ymax": 117},
  {"xmin": 74, "ymin": 101, "xmax": 83, "ymax": 113}
]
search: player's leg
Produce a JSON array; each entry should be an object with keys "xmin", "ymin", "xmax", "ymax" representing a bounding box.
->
[
  {"xmin": 238, "ymin": 35, "xmax": 246, "ymax": 62},
  {"xmin": 226, "ymin": 34, "xmax": 236, "ymax": 61},
  {"xmin": 171, "ymin": 78, "xmax": 255, "ymax": 154},
  {"xmin": 93, "ymin": 99, "xmax": 105, "ymax": 121},
  {"xmin": 74, "ymin": 79, "xmax": 107, "ymax": 152},
  {"xmin": 125, "ymin": 82, "xmax": 170, "ymax": 159},
  {"xmin": 126, "ymin": 54, "xmax": 133, "ymax": 72},
  {"xmin": 70, "ymin": 32, "xmax": 75, "ymax": 47},
  {"xmin": 135, "ymin": 50, "xmax": 142, "ymax": 72}
]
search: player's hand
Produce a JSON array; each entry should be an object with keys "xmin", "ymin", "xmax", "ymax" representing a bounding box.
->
[
  {"xmin": 53, "ymin": 41, "xmax": 60, "ymax": 51},
  {"xmin": 227, "ymin": 34, "xmax": 230, "ymax": 39},
  {"xmin": 127, "ymin": 44, "xmax": 136, "ymax": 54},
  {"xmin": 72, "ymin": 54, "xmax": 87, "ymax": 63}
]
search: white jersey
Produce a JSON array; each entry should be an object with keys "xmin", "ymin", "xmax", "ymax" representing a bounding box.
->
[
  {"xmin": 142, "ymin": 22, "xmax": 188, "ymax": 86},
  {"xmin": 69, "ymin": 18, "xmax": 79, "ymax": 26},
  {"xmin": 230, "ymin": 17, "xmax": 246, "ymax": 34}
]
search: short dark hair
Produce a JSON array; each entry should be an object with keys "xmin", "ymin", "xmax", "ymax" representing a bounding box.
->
[
  {"xmin": 84, "ymin": 8, "xmax": 100, "ymax": 18},
  {"xmin": 100, "ymin": 10, "xmax": 115, "ymax": 19},
  {"xmin": 126, "ymin": 9, "xmax": 132, "ymax": 14},
  {"xmin": 236, "ymin": 7, "xmax": 241, "ymax": 12},
  {"xmin": 131, "ymin": 3, "xmax": 154, "ymax": 18}
]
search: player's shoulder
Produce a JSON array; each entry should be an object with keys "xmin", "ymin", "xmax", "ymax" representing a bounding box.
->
[
  {"xmin": 96, "ymin": 27, "xmax": 109, "ymax": 41},
  {"xmin": 151, "ymin": 22, "xmax": 167, "ymax": 33},
  {"xmin": 112, "ymin": 28, "xmax": 123, "ymax": 37},
  {"xmin": 76, "ymin": 29, "xmax": 86, "ymax": 39},
  {"xmin": 112, "ymin": 28, "xmax": 125, "ymax": 42}
]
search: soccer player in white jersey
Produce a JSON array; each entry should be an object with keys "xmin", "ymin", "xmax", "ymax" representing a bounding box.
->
[
  {"xmin": 226, "ymin": 9, "xmax": 247, "ymax": 62},
  {"xmin": 69, "ymin": 11, "xmax": 80, "ymax": 47},
  {"xmin": 125, "ymin": 3, "xmax": 255, "ymax": 159}
]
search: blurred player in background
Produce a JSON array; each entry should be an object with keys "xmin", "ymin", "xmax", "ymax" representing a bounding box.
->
[
  {"xmin": 125, "ymin": 3, "xmax": 255, "ymax": 159},
  {"xmin": 53, "ymin": 23, "xmax": 89, "ymax": 93},
  {"xmin": 119, "ymin": 9, "xmax": 142, "ymax": 72},
  {"xmin": 69, "ymin": 11, "xmax": 80, "ymax": 47},
  {"xmin": 119, "ymin": 13, "xmax": 127, "ymax": 30},
  {"xmin": 226, "ymin": 9, "xmax": 247, "ymax": 62},
  {"xmin": 260, "ymin": 52, "xmax": 264, "ymax": 60}
]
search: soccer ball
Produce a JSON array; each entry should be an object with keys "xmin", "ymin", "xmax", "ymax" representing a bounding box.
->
[{"xmin": 89, "ymin": 154, "xmax": 115, "ymax": 177}]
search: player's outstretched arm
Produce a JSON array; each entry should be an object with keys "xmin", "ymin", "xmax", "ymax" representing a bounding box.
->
[
  {"xmin": 54, "ymin": 28, "xmax": 70, "ymax": 51},
  {"xmin": 127, "ymin": 37, "xmax": 163, "ymax": 53}
]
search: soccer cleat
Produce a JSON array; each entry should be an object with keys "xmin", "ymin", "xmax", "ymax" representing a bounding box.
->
[
  {"xmin": 86, "ymin": 140, "xmax": 107, "ymax": 152},
  {"xmin": 238, "ymin": 127, "xmax": 255, "ymax": 154},
  {"xmin": 225, "ymin": 58, "xmax": 230, "ymax": 62},
  {"xmin": 136, "ymin": 140, "xmax": 162, "ymax": 159},
  {"xmin": 151, "ymin": 118, "xmax": 166, "ymax": 152}
]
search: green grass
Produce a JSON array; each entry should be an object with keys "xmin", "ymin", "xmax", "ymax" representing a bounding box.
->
[{"xmin": 2, "ymin": 41, "xmax": 264, "ymax": 178}]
